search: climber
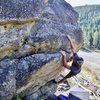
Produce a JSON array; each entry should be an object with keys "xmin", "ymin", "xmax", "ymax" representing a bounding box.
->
[{"xmin": 53, "ymin": 35, "xmax": 84, "ymax": 84}]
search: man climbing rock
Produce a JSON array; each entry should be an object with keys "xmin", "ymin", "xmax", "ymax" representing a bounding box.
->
[{"xmin": 53, "ymin": 35, "xmax": 84, "ymax": 84}]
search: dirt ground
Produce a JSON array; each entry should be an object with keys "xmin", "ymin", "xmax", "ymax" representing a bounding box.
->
[{"xmin": 78, "ymin": 50, "xmax": 100, "ymax": 83}]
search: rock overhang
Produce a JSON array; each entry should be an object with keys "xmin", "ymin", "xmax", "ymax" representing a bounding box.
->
[{"xmin": 0, "ymin": 0, "xmax": 83, "ymax": 100}]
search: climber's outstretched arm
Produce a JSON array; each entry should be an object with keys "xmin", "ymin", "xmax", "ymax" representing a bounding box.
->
[
  {"xmin": 67, "ymin": 35, "xmax": 75, "ymax": 54},
  {"xmin": 60, "ymin": 50, "xmax": 70, "ymax": 69}
]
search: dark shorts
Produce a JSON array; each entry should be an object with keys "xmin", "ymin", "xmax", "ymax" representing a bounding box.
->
[{"xmin": 70, "ymin": 65, "xmax": 81, "ymax": 75}]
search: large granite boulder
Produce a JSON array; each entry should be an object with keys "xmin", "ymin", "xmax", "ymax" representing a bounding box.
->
[{"xmin": 0, "ymin": 0, "xmax": 83, "ymax": 100}]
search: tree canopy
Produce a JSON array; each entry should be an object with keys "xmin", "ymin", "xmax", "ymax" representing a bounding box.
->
[{"xmin": 74, "ymin": 5, "xmax": 100, "ymax": 49}]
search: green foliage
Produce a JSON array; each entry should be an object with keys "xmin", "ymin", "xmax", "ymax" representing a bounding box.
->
[
  {"xmin": 74, "ymin": 5, "xmax": 100, "ymax": 49},
  {"xmin": 15, "ymin": 95, "xmax": 21, "ymax": 100},
  {"xmin": 12, "ymin": 96, "xmax": 21, "ymax": 100}
]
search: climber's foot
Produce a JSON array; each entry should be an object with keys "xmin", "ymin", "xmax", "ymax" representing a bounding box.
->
[
  {"xmin": 52, "ymin": 79, "xmax": 63, "ymax": 84},
  {"xmin": 52, "ymin": 79, "xmax": 58, "ymax": 84}
]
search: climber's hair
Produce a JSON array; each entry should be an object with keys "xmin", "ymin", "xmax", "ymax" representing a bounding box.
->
[{"xmin": 77, "ymin": 57, "xmax": 84, "ymax": 66}]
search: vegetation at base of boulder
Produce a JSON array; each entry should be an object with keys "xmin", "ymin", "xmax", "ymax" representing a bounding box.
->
[
  {"xmin": 74, "ymin": 5, "xmax": 100, "ymax": 50},
  {"xmin": 16, "ymin": 95, "xmax": 21, "ymax": 100},
  {"xmin": 12, "ymin": 95, "xmax": 21, "ymax": 100}
]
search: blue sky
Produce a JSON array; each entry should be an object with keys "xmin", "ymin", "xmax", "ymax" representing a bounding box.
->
[{"xmin": 65, "ymin": 0, "xmax": 100, "ymax": 7}]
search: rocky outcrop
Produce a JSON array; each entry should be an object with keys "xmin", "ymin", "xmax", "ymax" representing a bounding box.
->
[{"xmin": 0, "ymin": 0, "xmax": 83, "ymax": 100}]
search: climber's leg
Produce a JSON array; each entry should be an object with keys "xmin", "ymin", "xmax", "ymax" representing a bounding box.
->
[{"xmin": 56, "ymin": 71, "xmax": 76, "ymax": 84}]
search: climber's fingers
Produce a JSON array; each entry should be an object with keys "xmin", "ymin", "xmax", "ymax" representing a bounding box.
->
[{"xmin": 60, "ymin": 50, "xmax": 66, "ymax": 56}]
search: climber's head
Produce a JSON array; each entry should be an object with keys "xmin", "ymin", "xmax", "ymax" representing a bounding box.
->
[{"xmin": 77, "ymin": 57, "xmax": 84, "ymax": 66}]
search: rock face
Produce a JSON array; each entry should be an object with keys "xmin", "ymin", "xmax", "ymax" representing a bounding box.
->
[{"xmin": 0, "ymin": 0, "xmax": 83, "ymax": 100}]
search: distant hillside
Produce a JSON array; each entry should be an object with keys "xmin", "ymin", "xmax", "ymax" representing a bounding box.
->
[{"xmin": 74, "ymin": 5, "xmax": 100, "ymax": 49}]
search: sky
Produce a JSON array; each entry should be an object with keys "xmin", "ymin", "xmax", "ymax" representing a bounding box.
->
[{"xmin": 65, "ymin": 0, "xmax": 100, "ymax": 7}]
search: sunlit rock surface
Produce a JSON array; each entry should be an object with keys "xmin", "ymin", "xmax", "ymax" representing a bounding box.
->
[{"xmin": 0, "ymin": 0, "xmax": 83, "ymax": 100}]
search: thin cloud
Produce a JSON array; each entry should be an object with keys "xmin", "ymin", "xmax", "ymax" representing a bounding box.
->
[{"xmin": 65, "ymin": 0, "xmax": 100, "ymax": 7}]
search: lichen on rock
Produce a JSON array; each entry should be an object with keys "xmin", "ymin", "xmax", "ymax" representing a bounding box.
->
[{"xmin": 0, "ymin": 0, "xmax": 83, "ymax": 100}]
